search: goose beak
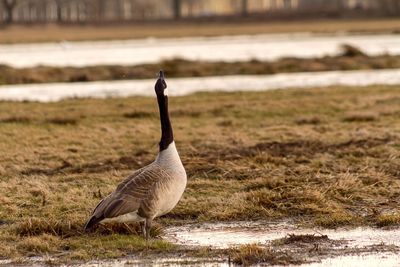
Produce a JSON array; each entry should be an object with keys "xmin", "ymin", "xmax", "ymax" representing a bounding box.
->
[{"xmin": 158, "ymin": 70, "xmax": 165, "ymax": 81}]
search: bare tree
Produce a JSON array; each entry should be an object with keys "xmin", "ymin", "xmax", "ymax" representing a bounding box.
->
[
  {"xmin": 96, "ymin": 0, "xmax": 107, "ymax": 20},
  {"xmin": 1, "ymin": 0, "xmax": 19, "ymax": 23},
  {"xmin": 54, "ymin": 0, "xmax": 67, "ymax": 22},
  {"xmin": 377, "ymin": 0, "xmax": 400, "ymax": 15},
  {"xmin": 131, "ymin": 0, "xmax": 156, "ymax": 20},
  {"xmin": 270, "ymin": 0, "xmax": 278, "ymax": 10},
  {"xmin": 172, "ymin": 0, "xmax": 181, "ymax": 19},
  {"xmin": 115, "ymin": 0, "xmax": 125, "ymax": 20},
  {"xmin": 335, "ymin": 0, "xmax": 346, "ymax": 10},
  {"xmin": 387, "ymin": 0, "xmax": 400, "ymax": 14},
  {"xmin": 35, "ymin": 0, "xmax": 48, "ymax": 22},
  {"xmin": 241, "ymin": 0, "xmax": 248, "ymax": 16}
]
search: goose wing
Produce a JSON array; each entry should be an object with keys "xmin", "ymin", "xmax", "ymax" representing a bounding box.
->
[{"xmin": 84, "ymin": 163, "xmax": 169, "ymax": 229}]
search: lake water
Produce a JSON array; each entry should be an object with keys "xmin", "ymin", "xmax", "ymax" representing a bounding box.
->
[
  {"xmin": 0, "ymin": 69, "xmax": 399, "ymax": 102},
  {"xmin": 1, "ymin": 33, "xmax": 400, "ymax": 68}
]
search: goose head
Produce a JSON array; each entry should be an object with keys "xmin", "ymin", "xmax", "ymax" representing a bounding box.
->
[{"xmin": 155, "ymin": 70, "xmax": 168, "ymax": 96}]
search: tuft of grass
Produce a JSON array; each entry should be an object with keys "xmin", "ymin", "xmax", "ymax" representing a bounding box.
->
[
  {"xmin": 16, "ymin": 234, "xmax": 60, "ymax": 255},
  {"xmin": 14, "ymin": 218, "xmax": 164, "ymax": 239},
  {"xmin": 14, "ymin": 218, "xmax": 84, "ymax": 238},
  {"xmin": 123, "ymin": 110, "xmax": 155, "ymax": 119},
  {"xmin": 0, "ymin": 116, "xmax": 31, "ymax": 123},
  {"xmin": 295, "ymin": 116, "xmax": 322, "ymax": 125},
  {"xmin": 340, "ymin": 44, "xmax": 367, "ymax": 57},
  {"xmin": 230, "ymin": 244, "xmax": 301, "ymax": 266},
  {"xmin": 44, "ymin": 117, "xmax": 79, "ymax": 125},
  {"xmin": 282, "ymin": 234, "xmax": 329, "ymax": 244},
  {"xmin": 314, "ymin": 213, "xmax": 358, "ymax": 228},
  {"xmin": 376, "ymin": 214, "xmax": 400, "ymax": 227},
  {"xmin": 343, "ymin": 111, "xmax": 379, "ymax": 122}
]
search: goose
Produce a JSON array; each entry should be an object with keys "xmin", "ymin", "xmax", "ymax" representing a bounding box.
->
[{"xmin": 84, "ymin": 70, "xmax": 187, "ymax": 239}]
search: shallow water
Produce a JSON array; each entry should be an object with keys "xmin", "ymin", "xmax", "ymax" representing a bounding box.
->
[
  {"xmin": 163, "ymin": 221, "xmax": 400, "ymax": 267},
  {"xmin": 164, "ymin": 221, "xmax": 400, "ymax": 249},
  {"xmin": 72, "ymin": 253, "xmax": 400, "ymax": 267},
  {"xmin": 0, "ymin": 69, "xmax": 399, "ymax": 102},
  {"xmin": 305, "ymin": 253, "xmax": 400, "ymax": 267},
  {"xmin": 0, "ymin": 258, "xmax": 230, "ymax": 267},
  {"xmin": 74, "ymin": 258, "xmax": 229, "ymax": 267},
  {"xmin": 66, "ymin": 253, "xmax": 400, "ymax": 267},
  {"xmin": 11, "ymin": 253, "xmax": 398, "ymax": 267},
  {"xmin": 1, "ymin": 33, "xmax": 400, "ymax": 68},
  {"xmin": 2, "ymin": 222, "xmax": 399, "ymax": 266}
]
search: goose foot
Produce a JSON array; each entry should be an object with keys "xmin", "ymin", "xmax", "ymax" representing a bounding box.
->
[
  {"xmin": 140, "ymin": 221, "xmax": 146, "ymax": 238},
  {"xmin": 145, "ymin": 218, "xmax": 152, "ymax": 241}
]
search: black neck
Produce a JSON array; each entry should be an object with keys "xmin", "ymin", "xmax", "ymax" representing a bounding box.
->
[{"xmin": 157, "ymin": 93, "xmax": 174, "ymax": 151}]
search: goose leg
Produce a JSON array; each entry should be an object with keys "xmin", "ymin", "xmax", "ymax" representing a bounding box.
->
[
  {"xmin": 145, "ymin": 218, "xmax": 152, "ymax": 241},
  {"xmin": 140, "ymin": 221, "xmax": 146, "ymax": 238}
]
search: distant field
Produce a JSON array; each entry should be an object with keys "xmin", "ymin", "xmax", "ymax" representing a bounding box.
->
[
  {"xmin": 1, "ymin": 46, "xmax": 400, "ymax": 85},
  {"xmin": 0, "ymin": 85, "xmax": 399, "ymax": 262},
  {"xmin": 1, "ymin": 18, "xmax": 400, "ymax": 44}
]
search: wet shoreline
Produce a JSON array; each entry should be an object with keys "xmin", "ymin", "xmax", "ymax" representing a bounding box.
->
[
  {"xmin": 2, "ymin": 221, "xmax": 399, "ymax": 266},
  {"xmin": 1, "ymin": 33, "xmax": 400, "ymax": 68},
  {"xmin": 1, "ymin": 69, "xmax": 400, "ymax": 102}
]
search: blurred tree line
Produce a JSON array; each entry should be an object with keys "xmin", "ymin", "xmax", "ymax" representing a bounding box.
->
[{"xmin": 0, "ymin": 0, "xmax": 399, "ymax": 24}]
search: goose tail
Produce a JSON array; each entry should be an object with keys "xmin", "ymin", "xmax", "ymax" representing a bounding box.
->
[{"xmin": 84, "ymin": 215, "xmax": 103, "ymax": 232}]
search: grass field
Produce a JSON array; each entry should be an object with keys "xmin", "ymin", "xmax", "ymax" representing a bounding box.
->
[
  {"xmin": 0, "ymin": 85, "xmax": 400, "ymax": 262},
  {"xmin": 1, "ymin": 18, "xmax": 400, "ymax": 44}
]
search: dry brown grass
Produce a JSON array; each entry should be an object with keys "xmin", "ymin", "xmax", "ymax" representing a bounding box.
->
[
  {"xmin": 230, "ymin": 244, "xmax": 301, "ymax": 266},
  {"xmin": 0, "ymin": 85, "xmax": 400, "ymax": 261},
  {"xmin": 376, "ymin": 214, "xmax": 400, "ymax": 227},
  {"xmin": 343, "ymin": 111, "xmax": 379, "ymax": 122},
  {"xmin": 280, "ymin": 234, "xmax": 329, "ymax": 244},
  {"xmin": 1, "ymin": 19, "xmax": 400, "ymax": 44}
]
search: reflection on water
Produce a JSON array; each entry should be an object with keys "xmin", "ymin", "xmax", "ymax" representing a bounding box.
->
[
  {"xmin": 1, "ymin": 33, "xmax": 400, "ymax": 67},
  {"xmin": 2, "ymin": 257, "xmax": 230, "ymax": 267},
  {"xmin": 2, "ymin": 221, "xmax": 400, "ymax": 266},
  {"xmin": 69, "ymin": 253, "xmax": 400, "ymax": 267},
  {"xmin": 163, "ymin": 221, "xmax": 400, "ymax": 267},
  {"xmin": 73, "ymin": 258, "xmax": 229, "ymax": 267},
  {"xmin": 305, "ymin": 253, "xmax": 400, "ymax": 267},
  {"xmin": 164, "ymin": 221, "xmax": 400, "ymax": 249},
  {"xmin": 0, "ymin": 69, "xmax": 400, "ymax": 102}
]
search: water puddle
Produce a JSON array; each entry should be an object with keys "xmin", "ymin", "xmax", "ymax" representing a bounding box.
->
[
  {"xmin": 76, "ymin": 253, "xmax": 400, "ymax": 267},
  {"xmin": 163, "ymin": 221, "xmax": 400, "ymax": 266},
  {"xmin": 1, "ymin": 33, "xmax": 399, "ymax": 67},
  {"xmin": 73, "ymin": 258, "xmax": 229, "ymax": 267},
  {"xmin": 164, "ymin": 221, "xmax": 400, "ymax": 249},
  {"xmin": 1, "ymin": 256, "xmax": 229, "ymax": 267},
  {"xmin": 306, "ymin": 253, "xmax": 400, "ymax": 267},
  {"xmin": 2, "ymin": 222, "xmax": 399, "ymax": 266},
  {"xmin": 1, "ymin": 69, "xmax": 400, "ymax": 102}
]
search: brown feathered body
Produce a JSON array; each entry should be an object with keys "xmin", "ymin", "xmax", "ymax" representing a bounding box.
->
[{"xmin": 85, "ymin": 142, "xmax": 186, "ymax": 229}]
